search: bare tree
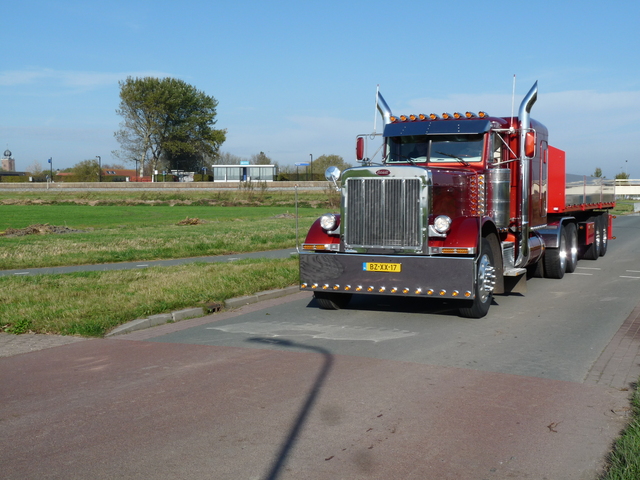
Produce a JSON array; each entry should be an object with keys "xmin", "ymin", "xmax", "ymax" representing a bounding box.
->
[
  {"xmin": 214, "ymin": 152, "xmax": 247, "ymax": 165},
  {"xmin": 26, "ymin": 160, "xmax": 44, "ymax": 175}
]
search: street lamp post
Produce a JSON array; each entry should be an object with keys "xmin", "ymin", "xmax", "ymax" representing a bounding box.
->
[
  {"xmin": 309, "ymin": 154, "xmax": 313, "ymax": 181},
  {"xmin": 134, "ymin": 158, "xmax": 138, "ymax": 182},
  {"xmin": 96, "ymin": 156, "xmax": 101, "ymax": 182}
]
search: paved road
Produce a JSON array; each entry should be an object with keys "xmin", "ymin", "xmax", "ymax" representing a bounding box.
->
[
  {"xmin": 0, "ymin": 248, "xmax": 297, "ymax": 277},
  {"xmin": 1, "ymin": 216, "xmax": 639, "ymax": 479}
]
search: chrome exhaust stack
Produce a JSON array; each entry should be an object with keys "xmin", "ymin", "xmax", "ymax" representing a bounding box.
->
[
  {"xmin": 376, "ymin": 91, "xmax": 393, "ymax": 126},
  {"xmin": 515, "ymin": 81, "xmax": 538, "ymax": 268}
]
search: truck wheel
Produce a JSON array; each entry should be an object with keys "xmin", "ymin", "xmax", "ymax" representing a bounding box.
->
[
  {"xmin": 598, "ymin": 213, "xmax": 608, "ymax": 257},
  {"xmin": 564, "ymin": 223, "xmax": 578, "ymax": 273},
  {"xmin": 543, "ymin": 227, "xmax": 567, "ymax": 279},
  {"xmin": 582, "ymin": 216, "xmax": 601, "ymax": 260},
  {"xmin": 314, "ymin": 291, "xmax": 352, "ymax": 310},
  {"xmin": 459, "ymin": 238, "xmax": 495, "ymax": 318}
]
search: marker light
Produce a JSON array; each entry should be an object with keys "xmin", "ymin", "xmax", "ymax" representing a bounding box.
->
[
  {"xmin": 453, "ymin": 112, "xmax": 463, "ymax": 119},
  {"xmin": 465, "ymin": 112, "xmax": 477, "ymax": 118},
  {"xmin": 429, "ymin": 113, "xmax": 440, "ymax": 120},
  {"xmin": 442, "ymin": 112, "xmax": 452, "ymax": 119},
  {"xmin": 478, "ymin": 111, "xmax": 488, "ymax": 118}
]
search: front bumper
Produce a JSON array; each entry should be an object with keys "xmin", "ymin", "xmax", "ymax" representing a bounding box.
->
[{"xmin": 299, "ymin": 252, "xmax": 476, "ymax": 299}]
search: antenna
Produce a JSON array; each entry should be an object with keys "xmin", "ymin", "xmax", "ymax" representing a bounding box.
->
[
  {"xmin": 373, "ymin": 84, "xmax": 380, "ymax": 135},
  {"xmin": 510, "ymin": 75, "xmax": 516, "ymax": 133}
]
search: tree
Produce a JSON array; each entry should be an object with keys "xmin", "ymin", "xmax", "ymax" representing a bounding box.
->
[
  {"xmin": 593, "ymin": 167, "xmax": 602, "ymax": 178},
  {"xmin": 73, "ymin": 159, "xmax": 101, "ymax": 181},
  {"xmin": 251, "ymin": 151, "xmax": 272, "ymax": 165},
  {"xmin": 114, "ymin": 77, "xmax": 226, "ymax": 174},
  {"xmin": 26, "ymin": 160, "xmax": 44, "ymax": 176},
  {"xmin": 214, "ymin": 152, "xmax": 246, "ymax": 165},
  {"xmin": 310, "ymin": 154, "xmax": 352, "ymax": 177},
  {"xmin": 615, "ymin": 171, "xmax": 630, "ymax": 180}
]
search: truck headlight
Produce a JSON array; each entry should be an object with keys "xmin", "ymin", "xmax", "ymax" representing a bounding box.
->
[
  {"xmin": 320, "ymin": 213, "xmax": 338, "ymax": 231},
  {"xmin": 433, "ymin": 215, "xmax": 452, "ymax": 234}
]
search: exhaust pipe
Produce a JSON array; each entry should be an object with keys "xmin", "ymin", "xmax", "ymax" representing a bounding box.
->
[
  {"xmin": 377, "ymin": 91, "xmax": 393, "ymax": 126},
  {"xmin": 515, "ymin": 81, "xmax": 538, "ymax": 268}
]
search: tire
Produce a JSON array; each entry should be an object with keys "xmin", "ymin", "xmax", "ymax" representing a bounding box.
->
[
  {"xmin": 564, "ymin": 223, "xmax": 578, "ymax": 273},
  {"xmin": 543, "ymin": 226, "xmax": 567, "ymax": 279},
  {"xmin": 314, "ymin": 291, "xmax": 352, "ymax": 310},
  {"xmin": 598, "ymin": 213, "xmax": 608, "ymax": 257},
  {"xmin": 459, "ymin": 238, "xmax": 496, "ymax": 318},
  {"xmin": 582, "ymin": 216, "xmax": 601, "ymax": 260}
]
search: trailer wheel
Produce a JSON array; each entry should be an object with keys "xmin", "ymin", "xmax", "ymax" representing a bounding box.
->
[
  {"xmin": 582, "ymin": 216, "xmax": 601, "ymax": 260},
  {"xmin": 314, "ymin": 291, "xmax": 352, "ymax": 310},
  {"xmin": 543, "ymin": 227, "xmax": 567, "ymax": 279},
  {"xmin": 459, "ymin": 238, "xmax": 495, "ymax": 318},
  {"xmin": 598, "ymin": 213, "xmax": 608, "ymax": 257},
  {"xmin": 564, "ymin": 223, "xmax": 578, "ymax": 273}
]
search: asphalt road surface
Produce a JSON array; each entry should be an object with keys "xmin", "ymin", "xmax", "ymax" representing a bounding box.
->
[{"xmin": 2, "ymin": 215, "xmax": 639, "ymax": 479}]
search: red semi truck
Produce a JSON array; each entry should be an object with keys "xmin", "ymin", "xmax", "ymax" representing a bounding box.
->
[{"xmin": 298, "ymin": 82, "xmax": 615, "ymax": 317}]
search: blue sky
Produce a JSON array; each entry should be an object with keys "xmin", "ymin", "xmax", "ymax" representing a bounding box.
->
[{"xmin": 2, "ymin": 0, "xmax": 639, "ymax": 178}]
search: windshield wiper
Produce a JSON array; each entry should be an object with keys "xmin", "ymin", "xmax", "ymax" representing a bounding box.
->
[{"xmin": 435, "ymin": 151, "xmax": 470, "ymax": 166}]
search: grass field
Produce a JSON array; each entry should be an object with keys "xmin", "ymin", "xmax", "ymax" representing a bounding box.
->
[
  {"xmin": 0, "ymin": 257, "xmax": 298, "ymax": 337},
  {"xmin": 0, "ymin": 190, "xmax": 325, "ymax": 336},
  {"xmin": 0, "ymin": 204, "xmax": 318, "ymax": 269}
]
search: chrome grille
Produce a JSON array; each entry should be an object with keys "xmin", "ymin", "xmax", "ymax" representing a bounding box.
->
[{"xmin": 344, "ymin": 177, "xmax": 422, "ymax": 249}]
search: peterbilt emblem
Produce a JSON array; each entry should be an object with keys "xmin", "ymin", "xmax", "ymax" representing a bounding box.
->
[{"xmin": 376, "ymin": 169, "xmax": 391, "ymax": 176}]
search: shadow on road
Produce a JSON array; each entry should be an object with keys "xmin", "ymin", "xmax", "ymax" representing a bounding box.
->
[
  {"xmin": 305, "ymin": 293, "xmax": 466, "ymax": 316},
  {"xmin": 246, "ymin": 337, "xmax": 334, "ymax": 480}
]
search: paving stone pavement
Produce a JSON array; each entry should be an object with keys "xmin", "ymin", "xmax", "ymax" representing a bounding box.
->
[{"xmin": 0, "ymin": 333, "xmax": 86, "ymax": 357}]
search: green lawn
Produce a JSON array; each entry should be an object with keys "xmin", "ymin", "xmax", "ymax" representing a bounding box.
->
[
  {"xmin": 0, "ymin": 257, "xmax": 299, "ymax": 337},
  {"xmin": 0, "ymin": 204, "xmax": 318, "ymax": 269}
]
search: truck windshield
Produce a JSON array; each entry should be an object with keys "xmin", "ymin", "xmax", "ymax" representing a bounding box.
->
[{"xmin": 386, "ymin": 134, "xmax": 484, "ymax": 164}]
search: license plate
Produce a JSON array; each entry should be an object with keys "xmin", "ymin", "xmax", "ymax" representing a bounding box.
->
[{"xmin": 362, "ymin": 262, "xmax": 402, "ymax": 272}]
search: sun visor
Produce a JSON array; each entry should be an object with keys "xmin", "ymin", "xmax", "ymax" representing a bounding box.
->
[{"xmin": 384, "ymin": 119, "xmax": 492, "ymax": 137}]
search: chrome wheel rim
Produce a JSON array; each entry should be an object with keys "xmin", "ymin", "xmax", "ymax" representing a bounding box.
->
[{"xmin": 478, "ymin": 253, "xmax": 496, "ymax": 303}]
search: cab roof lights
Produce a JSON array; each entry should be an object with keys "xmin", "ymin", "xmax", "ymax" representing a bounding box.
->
[{"xmin": 389, "ymin": 111, "xmax": 490, "ymax": 122}]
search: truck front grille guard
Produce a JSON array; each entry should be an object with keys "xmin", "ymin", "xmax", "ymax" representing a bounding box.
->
[{"xmin": 343, "ymin": 177, "xmax": 423, "ymax": 251}]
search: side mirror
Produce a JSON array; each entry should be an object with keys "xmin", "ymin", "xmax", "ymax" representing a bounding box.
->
[
  {"xmin": 525, "ymin": 131, "xmax": 536, "ymax": 157},
  {"xmin": 325, "ymin": 166, "xmax": 341, "ymax": 191},
  {"xmin": 356, "ymin": 137, "xmax": 365, "ymax": 161}
]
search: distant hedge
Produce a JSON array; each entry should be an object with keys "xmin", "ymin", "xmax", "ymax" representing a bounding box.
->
[
  {"xmin": 0, "ymin": 175, "xmax": 31, "ymax": 182},
  {"xmin": 153, "ymin": 175, "xmax": 178, "ymax": 182},
  {"xmin": 55, "ymin": 176, "xmax": 129, "ymax": 182},
  {"xmin": 193, "ymin": 174, "xmax": 213, "ymax": 182}
]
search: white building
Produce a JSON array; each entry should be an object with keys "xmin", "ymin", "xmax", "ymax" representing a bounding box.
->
[{"xmin": 211, "ymin": 164, "xmax": 277, "ymax": 182}]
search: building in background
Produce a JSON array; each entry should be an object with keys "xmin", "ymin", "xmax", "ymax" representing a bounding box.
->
[
  {"xmin": 1, "ymin": 149, "xmax": 16, "ymax": 171},
  {"xmin": 212, "ymin": 164, "xmax": 277, "ymax": 182}
]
